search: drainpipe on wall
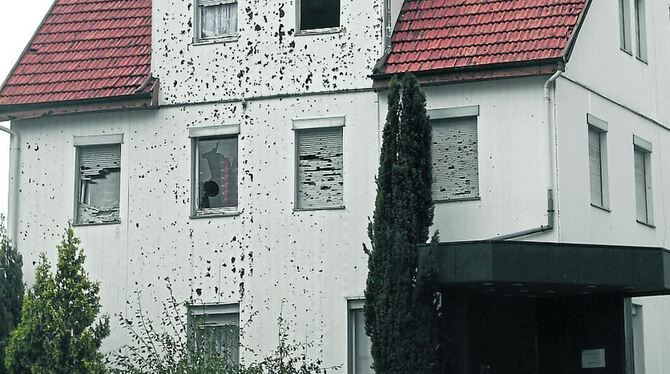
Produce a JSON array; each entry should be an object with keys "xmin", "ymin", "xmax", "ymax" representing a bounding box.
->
[
  {"xmin": 383, "ymin": 0, "xmax": 392, "ymax": 52},
  {"xmin": 488, "ymin": 70, "xmax": 563, "ymax": 241},
  {"xmin": 0, "ymin": 125, "xmax": 19, "ymax": 245}
]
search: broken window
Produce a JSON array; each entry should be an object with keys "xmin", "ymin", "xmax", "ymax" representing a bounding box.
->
[
  {"xmin": 76, "ymin": 144, "xmax": 121, "ymax": 225},
  {"xmin": 431, "ymin": 116, "xmax": 479, "ymax": 201},
  {"xmin": 188, "ymin": 304, "xmax": 240, "ymax": 365},
  {"xmin": 194, "ymin": 136, "xmax": 238, "ymax": 215},
  {"xmin": 196, "ymin": 0, "xmax": 238, "ymax": 41},
  {"xmin": 295, "ymin": 126, "xmax": 344, "ymax": 209},
  {"xmin": 299, "ymin": 0, "xmax": 340, "ymax": 31}
]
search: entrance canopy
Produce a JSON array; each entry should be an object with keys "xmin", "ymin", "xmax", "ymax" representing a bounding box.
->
[{"xmin": 419, "ymin": 241, "xmax": 670, "ymax": 297}]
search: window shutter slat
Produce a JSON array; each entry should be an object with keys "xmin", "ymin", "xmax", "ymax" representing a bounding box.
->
[
  {"xmin": 431, "ymin": 116, "xmax": 479, "ymax": 201},
  {"xmin": 589, "ymin": 129, "xmax": 603, "ymax": 206},
  {"xmin": 296, "ymin": 127, "xmax": 344, "ymax": 209},
  {"xmin": 79, "ymin": 144, "xmax": 121, "ymax": 177}
]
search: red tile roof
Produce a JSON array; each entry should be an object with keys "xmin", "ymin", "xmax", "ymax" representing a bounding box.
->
[
  {"xmin": 0, "ymin": 0, "xmax": 153, "ymax": 107},
  {"xmin": 383, "ymin": 0, "xmax": 589, "ymax": 75}
]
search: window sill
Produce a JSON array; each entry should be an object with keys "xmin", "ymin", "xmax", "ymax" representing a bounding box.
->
[
  {"xmin": 73, "ymin": 221, "xmax": 121, "ymax": 227},
  {"xmin": 635, "ymin": 56, "xmax": 648, "ymax": 65},
  {"xmin": 294, "ymin": 206, "xmax": 346, "ymax": 212},
  {"xmin": 636, "ymin": 220, "xmax": 655, "ymax": 229},
  {"xmin": 620, "ymin": 47, "xmax": 633, "ymax": 56},
  {"xmin": 191, "ymin": 211, "xmax": 241, "ymax": 219},
  {"xmin": 192, "ymin": 35, "xmax": 239, "ymax": 46},
  {"xmin": 590, "ymin": 203, "xmax": 611, "ymax": 213},
  {"xmin": 295, "ymin": 27, "xmax": 342, "ymax": 36},
  {"xmin": 434, "ymin": 197, "xmax": 481, "ymax": 204}
]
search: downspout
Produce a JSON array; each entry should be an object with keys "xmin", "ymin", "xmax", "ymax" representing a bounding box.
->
[
  {"xmin": 0, "ymin": 125, "xmax": 19, "ymax": 245},
  {"xmin": 383, "ymin": 0, "xmax": 392, "ymax": 52},
  {"xmin": 488, "ymin": 70, "xmax": 562, "ymax": 241}
]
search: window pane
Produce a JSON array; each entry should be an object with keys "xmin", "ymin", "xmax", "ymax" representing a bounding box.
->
[
  {"xmin": 200, "ymin": 1, "xmax": 237, "ymax": 39},
  {"xmin": 634, "ymin": 148, "xmax": 648, "ymax": 222},
  {"xmin": 620, "ymin": 0, "xmax": 632, "ymax": 52},
  {"xmin": 77, "ymin": 144, "xmax": 121, "ymax": 224},
  {"xmin": 635, "ymin": 0, "xmax": 647, "ymax": 60},
  {"xmin": 431, "ymin": 117, "xmax": 479, "ymax": 201},
  {"xmin": 351, "ymin": 309, "xmax": 374, "ymax": 374},
  {"xmin": 197, "ymin": 137, "xmax": 238, "ymax": 212},
  {"xmin": 296, "ymin": 127, "xmax": 344, "ymax": 209},
  {"xmin": 588, "ymin": 128, "xmax": 603, "ymax": 206},
  {"xmin": 632, "ymin": 304, "xmax": 645, "ymax": 374},
  {"xmin": 300, "ymin": 0, "xmax": 340, "ymax": 30},
  {"xmin": 192, "ymin": 309, "xmax": 240, "ymax": 365}
]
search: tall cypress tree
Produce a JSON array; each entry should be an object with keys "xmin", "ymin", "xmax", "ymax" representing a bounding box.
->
[
  {"xmin": 0, "ymin": 215, "xmax": 23, "ymax": 374},
  {"xmin": 365, "ymin": 74, "xmax": 441, "ymax": 374}
]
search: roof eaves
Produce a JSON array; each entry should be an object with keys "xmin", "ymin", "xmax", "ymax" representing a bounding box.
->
[{"xmin": 0, "ymin": 91, "xmax": 155, "ymax": 122}]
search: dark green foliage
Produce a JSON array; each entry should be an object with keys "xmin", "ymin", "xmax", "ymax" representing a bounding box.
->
[
  {"xmin": 365, "ymin": 74, "xmax": 442, "ymax": 374},
  {"xmin": 4, "ymin": 226, "xmax": 110, "ymax": 373},
  {"xmin": 0, "ymin": 215, "xmax": 23, "ymax": 374}
]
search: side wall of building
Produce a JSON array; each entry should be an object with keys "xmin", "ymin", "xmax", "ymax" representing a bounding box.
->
[{"xmin": 559, "ymin": 0, "xmax": 670, "ymax": 371}]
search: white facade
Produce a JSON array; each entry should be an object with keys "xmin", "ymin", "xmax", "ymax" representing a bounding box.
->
[{"xmin": 7, "ymin": 0, "xmax": 670, "ymax": 371}]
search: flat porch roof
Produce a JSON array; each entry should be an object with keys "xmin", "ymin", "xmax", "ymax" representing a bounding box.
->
[{"xmin": 419, "ymin": 241, "xmax": 670, "ymax": 297}]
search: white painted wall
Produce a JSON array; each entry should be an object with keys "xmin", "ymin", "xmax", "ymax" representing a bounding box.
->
[
  {"xmin": 559, "ymin": 0, "xmax": 670, "ymax": 370},
  {"xmin": 12, "ymin": 90, "xmax": 379, "ymax": 365},
  {"xmin": 152, "ymin": 0, "xmax": 384, "ymax": 105}
]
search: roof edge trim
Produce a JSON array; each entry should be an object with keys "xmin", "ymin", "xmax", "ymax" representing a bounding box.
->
[{"xmin": 563, "ymin": 0, "xmax": 594, "ymax": 63}]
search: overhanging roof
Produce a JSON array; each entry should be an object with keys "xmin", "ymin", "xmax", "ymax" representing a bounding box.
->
[
  {"xmin": 0, "ymin": 0, "xmax": 155, "ymax": 120},
  {"xmin": 419, "ymin": 241, "xmax": 670, "ymax": 297},
  {"xmin": 374, "ymin": 0, "xmax": 590, "ymax": 82}
]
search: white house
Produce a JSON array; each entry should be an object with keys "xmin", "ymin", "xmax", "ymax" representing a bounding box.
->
[{"xmin": 0, "ymin": 0, "xmax": 669, "ymax": 373}]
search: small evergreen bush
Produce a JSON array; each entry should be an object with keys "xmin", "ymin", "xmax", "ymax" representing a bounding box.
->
[{"xmin": 0, "ymin": 215, "xmax": 23, "ymax": 374}]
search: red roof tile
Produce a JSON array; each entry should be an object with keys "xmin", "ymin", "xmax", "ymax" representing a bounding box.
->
[
  {"xmin": 383, "ymin": 0, "xmax": 588, "ymax": 75},
  {"xmin": 0, "ymin": 0, "xmax": 153, "ymax": 107}
]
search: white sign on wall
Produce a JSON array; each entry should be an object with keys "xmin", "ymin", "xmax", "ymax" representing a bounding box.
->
[{"xmin": 581, "ymin": 348, "xmax": 606, "ymax": 369}]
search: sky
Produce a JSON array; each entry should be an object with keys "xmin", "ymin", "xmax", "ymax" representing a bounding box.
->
[{"xmin": 0, "ymin": 1, "xmax": 54, "ymax": 219}]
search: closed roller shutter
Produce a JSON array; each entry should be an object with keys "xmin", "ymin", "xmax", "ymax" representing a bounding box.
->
[
  {"xmin": 431, "ymin": 116, "xmax": 479, "ymax": 201},
  {"xmin": 296, "ymin": 127, "xmax": 344, "ymax": 209}
]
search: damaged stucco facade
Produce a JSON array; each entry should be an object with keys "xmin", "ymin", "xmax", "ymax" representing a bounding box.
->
[{"xmin": 8, "ymin": 0, "xmax": 670, "ymax": 371}]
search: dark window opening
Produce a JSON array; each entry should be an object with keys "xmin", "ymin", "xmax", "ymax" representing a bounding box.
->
[{"xmin": 300, "ymin": 0, "xmax": 340, "ymax": 31}]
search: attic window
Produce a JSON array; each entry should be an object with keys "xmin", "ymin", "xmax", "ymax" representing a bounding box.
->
[
  {"xmin": 298, "ymin": 0, "xmax": 340, "ymax": 32},
  {"xmin": 75, "ymin": 144, "xmax": 121, "ymax": 225},
  {"xmin": 196, "ymin": 0, "xmax": 238, "ymax": 41}
]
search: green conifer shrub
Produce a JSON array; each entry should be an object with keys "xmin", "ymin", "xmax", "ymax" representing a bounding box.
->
[
  {"xmin": 4, "ymin": 226, "xmax": 109, "ymax": 373},
  {"xmin": 0, "ymin": 215, "xmax": 23, "ymax": 374}
]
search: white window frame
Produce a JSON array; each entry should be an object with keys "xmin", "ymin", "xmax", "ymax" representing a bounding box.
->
[
  {"xmin": 194, "ymin": 0, "xmax": 239, "ymax": 44},
  {"xmin": 427, "ymin": 105, "xmax": 480, "ymax": 203},
  {"xmin": 347, "ymin": 298, "xmax": 373, "ymax": 374},
  {"xmin": 620, "ymin": 0, "xmax": 648, "ymax": 62},
  {"xmin": 633, "ymin": 135, "xmax": 653, "ymax": 226},
  {"xmin": 296, "ymin": 0, "xmax": 342, "ymax": 35},
  {"xmin": 190, "ymin": 124, "xmax": 240, "ymax": 218},
  {"xmin": 73, "ymin": 134, "xmax": 124, "ymax": 226},
  {"xmin": 292, "ymin": 116, "xmax": 345, "ymax": 211},
  {"xmin": 587, "ymin": 114, "xmax": 609, "ymax": 210},
  {"xmin": 188, "ymin": 303, "xmax": 240, "ymax": 364}
]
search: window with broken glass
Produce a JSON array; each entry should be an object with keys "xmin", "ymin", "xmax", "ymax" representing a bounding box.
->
[
  {"xmin": 75, "ymin": 144, "xmax": 121, "ymax": 225},
  {"xmin": 188, "ymin": 304, "xmax": 240, "ymax": 365},
  {"xmin": 195, "ymin": 0, "xmax": 238, "ymax": 42},
  {"xmin": 295, "ymin": 126, "xmax": 344, "ymax": 210},
  {"xmin": 193, "ymin": 136, "xmax": 238, "ymax": 216},
  {"xmin": 298, "ymin": 0, "xmax": 340, "ymax": 32}
]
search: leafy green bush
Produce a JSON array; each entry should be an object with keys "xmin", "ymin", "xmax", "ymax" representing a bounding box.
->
[
  {"xmin": 4, "ymin": 226, "xmax": 109, "ymax": 373},
  {"xmin": 0, "ymin": 215, "xmax": 23, "ymax": 374},
  {"xmin": 110, "ymin": 283, "xmax": 338, "ymax": 374}
]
